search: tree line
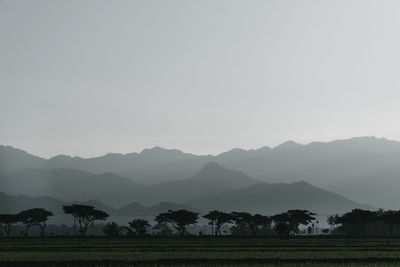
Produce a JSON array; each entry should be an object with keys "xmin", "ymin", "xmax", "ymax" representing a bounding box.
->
[
  {"xmin": 1, "ymin": 205, "xmax": 400, "ymax": 237},
  {"xmin": 327, "ymin": 209, "xmax": 400, "ymax": 236}
]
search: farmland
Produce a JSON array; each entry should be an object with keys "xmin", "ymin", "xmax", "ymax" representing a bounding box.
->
[{"xmin": 1, "ymin": 237, "xmax": 400, "ymax": 266}]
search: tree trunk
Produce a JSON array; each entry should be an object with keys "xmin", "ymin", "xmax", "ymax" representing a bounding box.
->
[
  {"xmin": 361, "ymin": 223, "xmax": 365, "ymax": 237},
  {"xmin": 4, "ymin": 224, "xmax": 11, "ymax": 237},
  {"xmin": 77, "ymin": 219, "xmax": 84, "ymax": 236},
  {"xmin": 73, "ymin": 217, "xmax": 76, "ymax": 236},
  {"xmin": 216, "ymin": 225, "xmax": 221, "ymax": 236},
  {"xmin": 82, "ymin": 222, "xmax": 89, "ymax": 236},
  {"xmin": 24, "ymin": 225, "xmax": 31, "ymax": 237},
  {"xmin": 252, "ymin": 226, "xmax": 258, "ymax": 237},
  {"xmin": 39, "ymin": 223, "xmax": 46, "ymax": 237},
  {"xmin": 178, "ymin": 226, "xmax": 186, "ymax": 236}
]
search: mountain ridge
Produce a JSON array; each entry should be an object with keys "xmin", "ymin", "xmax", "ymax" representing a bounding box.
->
[
  {"xmin": 2, "ymin": 136, "xmax": 400, "ymax": 208},
  {"xmin": 0, "ymin": 161, "xmax": 373, "ymax": 214},
  {"xmin": 5, "ymin": 136, "xmax": 399, "ymax": 162},
  {"xmin": 188, "ymin": 180, "xmax": 373, "ymax": 215}
]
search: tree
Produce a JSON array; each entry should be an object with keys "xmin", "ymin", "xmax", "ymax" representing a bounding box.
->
[
  {"xmin": 203, "ymin": 210, "xmax": 232, "ymax": 236},
  {"xmin": 17, "ymin": 208, "xmax": 54, "ymax": 236},
  {"xmin": 378, "ymin": 210, "xmax": 400, "ymax": 236},
  {"xmin": 273, "ymin": 220, "xmax": 291, "ymax": 237},
  {"xmin": 129, "ymin": 219, "xmax": 150, "ymax": 236},
  {"xmin": 307, "ymin": 225, "xmax": 313, "ymax": 235},
  {"xmin": 272, "ymin": 213, "xmax": 291, "ymax": 237},
  {"xmin": 203, "ymin": 210, "xmax": 217, "ymax": 235},
  {"xmin": 231, "ymin": 212, "xmax": 271, "ymax": 236},
  {"xmin": 286, "ymin": 210, "xmax": 316, "ymax": 235},
  {"xmin": 327, "ymin": 214, "xmax": 339, "ymax": 232},
  {"xmin": 337, "ymin": 209, "xmax": 377, "ymax": 236},
  {"xmin": 272, "ymin": 210, "xmax": 316, "ymax": 236},
  {"xmin": 63, "ymin": 205, "xmax": 77, "ymax": 235},
  {"xmin": 231, "ymin": 212, "xmax": 253, "ymax": 236},
  {"xmin": 0, "ymin": 214, "xmax": 17, "ymax": 237},
  {"xmin": 155, "ymin": 209, "xmax": 199, "ymax": 236},
  {"xmin": 103, "ymin": 222, "xmax": 120, "ymax": 237},
  {"xmin": 152, "ymin": 222, "xmax": 172, "ymax": 236},
  {"xmin": 254, "ymin": 214, "xmax": 272, "ymax": 233},
  {"xmin": 63, "ymin": 204, "xmax": 109, "ymax": 236}
]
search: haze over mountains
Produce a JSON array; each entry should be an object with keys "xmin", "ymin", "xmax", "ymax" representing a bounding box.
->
[
  {"xmin": 0, "ymin": 192, "xmax": 199, "ymax": 217},
  {"xmin": 0, "ymin": 163, "xmax": 369, "ymax": 215},
  {"xmin": 1, "ymin": 136, "xmax": 397, "ymax": 212}
]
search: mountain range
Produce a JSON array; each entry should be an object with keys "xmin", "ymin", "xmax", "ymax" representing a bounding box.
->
[
  {"xmin": 2, "ymin": 136, "xmax": 398, "ymax": 210},
  {"xmin": 0, "ymin": 138, "xmax": 377, "ymax": 214}
]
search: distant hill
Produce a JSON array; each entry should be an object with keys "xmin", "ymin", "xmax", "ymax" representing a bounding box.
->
[
  {"xmin": 44, "ymin": 146, "xmax": 212, "ymax": 184},
  {"xmin": 0, "ymin": 146, "xmax": 45, "ymax": 177},
  {"xmin": 117, "ymin": 201, "xmax": 201, "ymax": 216},
  {"xmin": 0, "ymin": 192, "xmax": 200, "ymax": 217},
  {"xmin": 0, "ymin": 145, "xmax": 212, "ymax": 184},
  {"xmin": 0, "ymin": 168, "xmax": 92, "ymax": 197},
  {"xmin": 188, "ymin": 181, "xmax": 373, "ymax": 215},
  {"xmin": 2, "ymin": 136, "xmax": 400, "ymax": 208},
  {"xmin": 183, "ymin": 162, "xmax": 260, "ymax": 190},
  {"xmin": 145, "ymin": 162, "xmax": 260, "ymax": 204},
  {"xmin": 0, "ymin": 161, "xmax": 373, "ymax": 214},
  {"xmin": 0, "ymin": 162, "xmax": 258, "ymax": 207},
  {"xmin": 1, "ymin": 169, "xmax": 145, "ymax": 207},
  {"xmin": 1, "ymin": 184, "xmax": 365, "ymax": 217},
  {"xmin": 0, "ymin": 192, "xmax": 115, "ymax": 215},
  {"xmin": 116, "ymin": 202, "xmax": 147, "ymax": 215},
  {"xmin": 56, "ymin": 172, "xmax": 145, "ymax": 207},
  {"xmin": 0, "ymin": 192, "xmax": 65, "ymax": 214}
]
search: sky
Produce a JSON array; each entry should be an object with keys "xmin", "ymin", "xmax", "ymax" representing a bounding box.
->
[{"xmin": 1, "ymin": 0, "xmax": 400, "ymax": 158}]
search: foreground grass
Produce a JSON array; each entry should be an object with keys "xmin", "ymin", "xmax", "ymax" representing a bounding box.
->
[{"xmin": 1, "ymin": 237, "xmax": 400, "ymax": 266}]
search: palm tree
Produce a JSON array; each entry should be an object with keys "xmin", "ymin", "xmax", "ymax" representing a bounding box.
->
[{"xmin": 327, "ymin": 214, "xmax": 338, "ymax": 232}]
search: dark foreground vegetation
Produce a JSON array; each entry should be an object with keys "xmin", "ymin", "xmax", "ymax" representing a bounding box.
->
[
  {"xmin": 3, "ymin": 205, "xmax": 400, "ymax": 265},
  {"xmin": 2, "ymin": 237, "xmax": 400, "ymax": 266},
  {"xmin": 2, "ymin": 204, "xmax": 400, "ymax": 237}
]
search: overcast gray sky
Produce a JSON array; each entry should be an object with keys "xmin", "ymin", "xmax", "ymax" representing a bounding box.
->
[{"xmin": 1, "ymin": 0, "xmax": 400, "ymax": 158}]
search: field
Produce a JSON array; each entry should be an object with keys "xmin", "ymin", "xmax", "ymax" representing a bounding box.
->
[{"xmin": 1, "ymin": 237, "xmax": 400, "ymax": 266}]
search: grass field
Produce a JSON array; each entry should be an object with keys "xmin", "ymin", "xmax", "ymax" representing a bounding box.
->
[{"xmin": 1, "ymin": 237, "xmax": 400, "ymax": 266}]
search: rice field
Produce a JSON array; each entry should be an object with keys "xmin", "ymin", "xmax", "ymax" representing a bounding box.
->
[{"xmin": 1, "ymin": 237, "xmax": 400, "ymax": 266}]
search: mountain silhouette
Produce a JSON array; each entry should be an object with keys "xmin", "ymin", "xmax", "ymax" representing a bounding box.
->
[
  {"xmin": 272, "ymin": 140, "xmax": 303, "ymax": 152},
  {"xmin": 0, "ymin": 192, "xmax": 65, "ymax": 214},
  {"xmin": 0, "ymin": 159, "xmax": 373, "ymax": 213},
  {"xmin": 1, "ymin": 169, "xmax": 145, "ymax": 207},
  {"xmin": 188, "ymin": 181, "xmax": 373, "ymax": 214},
  {"xmin": 116, "ymin": 202, "xmax": 147, "ymax": 215},
  {"xmin": 141, "ymin": 162, "xmax": 260, "ymax": 205},
  {"xmin": 2, "ymin": 136, "xmax": 400, "ymax": 208},
  {"xmin": 1, "ymin": 162, "xmax": 260, "ymax": 206},
  {"xmin": 0, "ymin": 146, "xmax": 44, "ymax": 176}
]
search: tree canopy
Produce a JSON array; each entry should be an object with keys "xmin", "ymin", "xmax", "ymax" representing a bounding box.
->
[
  {"xmin": 272, "ymin": 210, "xmax": 315, "ymax": 236},
  {"xmin": 103, "ymin": 222, "xmax": 120, "ymax": 237},
  {"xmin": 129, "ymin": 219, "xmax": 150, "ymax": 236},
  {"xmin": 16, "ymin": 208, "xmax": 53, "ymax": 236},
  {"xmin": 0, "ymin": 214, "xmax": 17, "ymax": 237},
  {"xmin": 155, "ymin": 209, "xmax": 199, "ymax": 236},
  {"xmin": 231, "ymin": 212, "xmax": 271, "ymax": 236},
  {"xmin": 63, "ymin": 204, "xmax": 108, "ymax": 236},
  {"xmin": 203, "ymin": 210, "xmax": 233, "ymax": 236}
]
